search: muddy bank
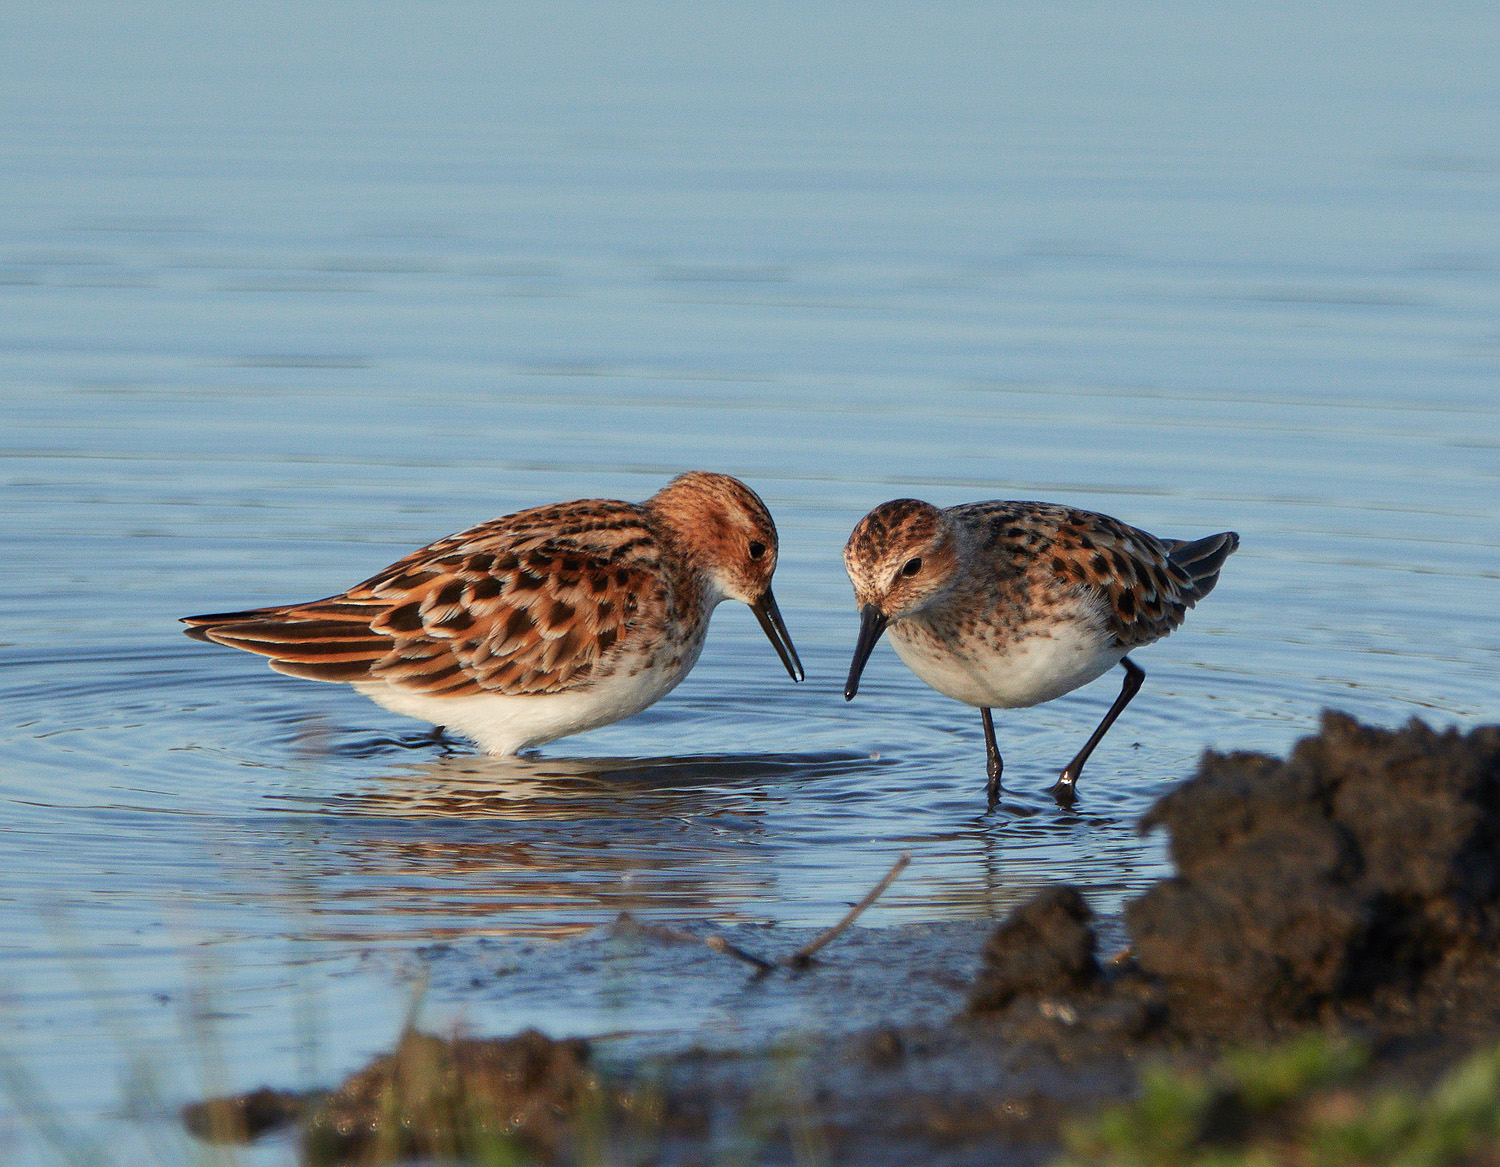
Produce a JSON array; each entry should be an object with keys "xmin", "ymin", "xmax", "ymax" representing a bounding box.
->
[
  {"xmin": 187, "ymin": 712, "xmax": 1500, "ymax": 1165},
  {"xmin": 186, "ymin": 1028, "xmax": 609, "ymax": 1164},
  {"xmin": 1128, "ymin": 711, "xmax": 1500, "ymax": 1035},
  {"xmin": 975, "ymin": 712, "xmax": 1500, "ymax": 1042}
]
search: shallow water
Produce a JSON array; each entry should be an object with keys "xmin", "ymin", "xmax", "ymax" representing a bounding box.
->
[{"xmin": 3, "ymin": 1, "xmax": 1499, "ymax": 1161}]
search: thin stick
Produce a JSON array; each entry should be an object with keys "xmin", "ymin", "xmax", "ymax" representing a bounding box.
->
[
  {"xmin": 784, "ymin": 852, "xmax": 910, "ymax": 969},
  {"xmin": 702, "ymin": 934, "xmax": 778, "ymax": 974},
  {"xmin": 615, "ymin": 913, "xmax": 776, "ymax": 973},
  {"xmin": 616, "ymin": 852, "xmax": 911, "ymax": 975}
]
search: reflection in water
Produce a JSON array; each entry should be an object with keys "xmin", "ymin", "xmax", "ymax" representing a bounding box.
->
[
  {"xmin": 269, "ymin": 744, "xmax": 1159, "ymax": 943},
  {"xmin": 301, "ymin": 751, "xmax": 874, "ymax": 939},
  {"xmin": 335, "ymin": 750, "xmax": 870, "ymax": 818}
]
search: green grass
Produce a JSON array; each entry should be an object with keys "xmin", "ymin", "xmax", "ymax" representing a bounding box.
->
[{"xmin": 1059, "ymin": 1033, "xmax": 1500, "ymax": 1167}]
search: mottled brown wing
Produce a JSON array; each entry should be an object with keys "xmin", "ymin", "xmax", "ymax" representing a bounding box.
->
[
  {"xmin": 966, "ymin": 502, "xmax": 1204, "ymax": 649},
  {"xmin": 1062, "ymin": 518, "xmax": 1198, "ymax": 647},
  {"xmin": 360, "ymin": 541, "xmax": 660, "ymax": 695},
  {"xmin": 184, "ymin": 500, "xmax": 669, "ymax": 696}
]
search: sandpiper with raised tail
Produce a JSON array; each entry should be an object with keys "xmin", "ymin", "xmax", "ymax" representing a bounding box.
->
[{"xmin": 842, "ymin": 498, "xmax": 1237, "ymax": 808}]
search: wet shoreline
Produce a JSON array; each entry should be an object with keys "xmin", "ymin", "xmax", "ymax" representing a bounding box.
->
[{"xmin": 188, "ymin": 709, "xmax": 1500, "ymax": 1164}]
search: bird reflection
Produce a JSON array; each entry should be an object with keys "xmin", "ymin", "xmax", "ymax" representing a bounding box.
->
[
  {"xmin": 296, "ymin": 749, "xmax": 872, "ymax": 940},
  {"xmin": 331, "ymin": 749, "xmax": 846, "ymax": 818}
]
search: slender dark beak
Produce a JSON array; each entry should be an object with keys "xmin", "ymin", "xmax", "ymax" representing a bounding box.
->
[
  {"xmin": 750, "ymin": 587, "xmax": 804, "ymax": 682},
  {"xmin": 844, "ymin": 604, "xmax": 889, "ymax": 701}
]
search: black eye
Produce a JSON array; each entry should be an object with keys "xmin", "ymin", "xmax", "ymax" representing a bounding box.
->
[
  {"xmin": 748, "ymin": 541, "xmax": 766, "ymax": 560},
  {"xmin": 902, "ymin": 557, "xmax": 923, "ymax": 577}
]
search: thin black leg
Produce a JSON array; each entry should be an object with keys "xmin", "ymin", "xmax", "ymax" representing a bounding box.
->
[
  {"xmin": 1050, "ymin": 656, "xmax": 1145, "ymax": 805},
  {"xmin": 981, "ymin": 707, "xmax": 1003, "ymax": 810}
]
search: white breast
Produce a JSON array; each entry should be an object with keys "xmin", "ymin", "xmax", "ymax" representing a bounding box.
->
[{"xmin": 888, "ymin": 606, "xmax": 1123, "ymax": 710}]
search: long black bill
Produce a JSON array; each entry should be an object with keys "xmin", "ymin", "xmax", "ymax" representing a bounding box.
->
[
  {"xmin": 844, "ymin": 604, "xmax": 889, "ymax": 701},
  {"xmin": 750, "ymin": 587, "xmax": 804, "ymax": 682}
]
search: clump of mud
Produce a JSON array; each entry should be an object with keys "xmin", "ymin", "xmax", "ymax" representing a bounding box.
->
[
  {"xmin": 1133, "ymin": 712, "xmax": 1500, "ymax": 1025},
  {"xmin": 182, "ymin": 1086, "xmax": 307, "ymax": 1143},
  {"xmin": 968, "ymin": 886, "xmax": 1100, "ymax": 1011},
  {"xmin": 187, "ymin": 1028, "xmax": 632, "ymax": 1165},
  {"xmin": 973, "ymin": 712, "xmax": 1500, "ymax": 1037},
  {"xmin": 306, "ymin": 1028, "xmax": 604, "ymax": 1164}
]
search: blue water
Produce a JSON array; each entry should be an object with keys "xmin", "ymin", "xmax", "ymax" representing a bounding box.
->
[{"xmin": 3, "ymin": 2, "xmax": 1499, "ymax": 1162}]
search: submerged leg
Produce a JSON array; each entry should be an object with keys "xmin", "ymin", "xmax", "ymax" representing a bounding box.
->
[
  {"xmin": 1051, "ymin": 657, "xmax": 1145, "ymax": 805},
  {"xmin": 981, "ymin": 707, "xmax": 1003, "ymax": 810}
]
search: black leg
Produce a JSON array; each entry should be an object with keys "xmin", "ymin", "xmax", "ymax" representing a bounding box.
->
[
  {"xmin": 1050, "ymin": 656, "xmax": 1144, "ymax": 805},
  {"xmin": 981, "ymin": 707, "xmax": 1003, "ymax": 810}
]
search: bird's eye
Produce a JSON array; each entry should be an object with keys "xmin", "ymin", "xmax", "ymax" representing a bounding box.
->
[
  {"xmin": 748, "ymin": 541, "xmax": 766, "ymax": 560},
  {"xmin": 902, "ymin": 557, "xmax": 923, "ymax": 577}
]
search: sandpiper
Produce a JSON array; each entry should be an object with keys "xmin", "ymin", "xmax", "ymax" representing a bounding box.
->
[
  {"xmin": 842, "ymin": 498, "xmax": 1237, "ymax": 808},
  {"xmin": 184, "ymin": 472, "xmax": 803, "ymax": 753}
]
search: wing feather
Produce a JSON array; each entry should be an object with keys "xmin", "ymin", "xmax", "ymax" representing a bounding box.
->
[
  {"xmin": 1041, "ymin": 512, "xmax": 1235, "ymax": 647},
  {"xmin": 183, "ymin": 499, "xmax": 670, "ymax": 697},
  {"xmin": 964, "ymin": 501, "xmax": 1231, "ymax": 650}
]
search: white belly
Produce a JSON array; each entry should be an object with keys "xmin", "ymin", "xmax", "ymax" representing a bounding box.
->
[
  {"xmin": 353, "ymin": 646, "xmax": 701, "ymax": 755},
  {"xmin": 889, "ymin": 612, "xmax": 1123, "ymax": 710}
]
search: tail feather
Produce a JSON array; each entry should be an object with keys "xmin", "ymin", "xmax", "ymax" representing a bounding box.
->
[
  {"xmin": 269, "ymin": 658, "xmax": 382, "ymax": 682},
  {"xmin": 182, "ymin": 605, "xmax": 290, "ymax": 627},
  {"xmin": 182, "ymin": 601, "xmax": 372, "ymax": 628},
  {"xmin": 183, "ymin": 603, "xmax": 391, "ymax": 683},
  {"xmin": 1166, "ymin": 531, "xmax": 1239, "ymax": 601},
  {"xmin": 203, "ymin": 619, "xmax": 381, "ymax": 644}
]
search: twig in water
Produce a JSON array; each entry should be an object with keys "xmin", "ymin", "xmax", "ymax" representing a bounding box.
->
[
  {"xmin": 615, "ymin": 914, "xmax": 776, "ymax": 974},
  {"xmin": 616, "ymin": 852, "xmax": 912, "ymax": 975},
  {"xmin": 784, "ymin": 852, "xmax": 911, "ymax": 970},
  {"xmin": 616, "ymin": 853, "xmax": 910, "ymax": 976},
  {"xmin": 703, "ymin": 934, "xmax": 779, "ymax": 974}
]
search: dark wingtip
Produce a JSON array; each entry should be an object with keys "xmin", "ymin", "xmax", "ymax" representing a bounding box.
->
[
  {"xmin": 181, "ymin": 608, "xmax": 270, "ymax": 627},
  {"xmin": 182, "ymin": 609, "xmax": 259, "ymax": 642},
  {"xmin": 1166, "ymin": 530, "xmax": 1242, "ymax": 603}
]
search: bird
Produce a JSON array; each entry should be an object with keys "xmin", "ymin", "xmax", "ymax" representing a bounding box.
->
[
  {"xmin": 183, "ymin": 472, "xmax": 803, "ymax": 754},
  {"xmin": 841, "ymin": 498, "xmax": 1237, "ymax": 808}
]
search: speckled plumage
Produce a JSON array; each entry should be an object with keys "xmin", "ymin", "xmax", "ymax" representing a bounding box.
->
[
  {"xmin": 184, "ymin": 472, "xmax": 803, "ymax": 754},
  {"xmin": 843, "ymin": 498, "xmax": 1238, "ymax": 806}
]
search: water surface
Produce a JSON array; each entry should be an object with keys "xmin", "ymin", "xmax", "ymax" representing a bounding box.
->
[{"xmin": 2, "ymin": 3, "xmax": 1499, "ymax": 1162}]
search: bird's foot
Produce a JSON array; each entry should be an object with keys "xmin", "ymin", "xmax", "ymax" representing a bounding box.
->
[{"xmin": 427, "ymin": 725, "xmax": 460, "ymax": 755}]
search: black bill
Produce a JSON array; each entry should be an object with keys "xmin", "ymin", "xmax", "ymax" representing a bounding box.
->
[
  {"xmin": 751, "ymin": 587, "xmax": 804, "ymax": 682},
  {"xmin": 843, "ymin": 604, "xmax": 889, "ymax": 700}
]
